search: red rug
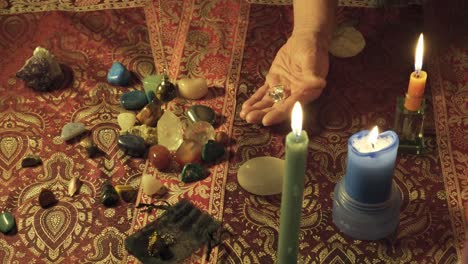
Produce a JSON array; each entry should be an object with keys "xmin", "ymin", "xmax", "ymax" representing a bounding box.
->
[{"xmin": 0, "ymin": 1, "xmax": 465, "ymax": 263}]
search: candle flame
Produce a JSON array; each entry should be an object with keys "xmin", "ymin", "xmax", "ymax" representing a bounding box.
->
[
  {"xmin": 415, "ymin": 33, "xmax": 424, "ymax": 72},
  {"xmin": 291, "ymin": 101, "xmax": 303, "ymax": 137},
  {"xmin": 368, "ymin": 126, "xmax": 379, "ymax": 147}
]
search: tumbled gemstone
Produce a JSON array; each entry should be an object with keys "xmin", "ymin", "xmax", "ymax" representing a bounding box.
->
[
  {"xmin": 127, "ymin": 124, "xmax": 158, "ymax": 145},
  {"xmin": 101, "ymin": 182, "xmax": 119, "ymax": 207},
  {"xmin": 184, "ymin": 121, "xmax": 215, "ymax": 145},
  {"xmin": 118, "ymin": 134, "xmax": 147, "ymax": 157},
  {"xmin": 202, "ymin": 140, "xmax": 225, "ymax": 162},
  {"xmin": 61, "ymin": 122, "xmax": 86, "ymax": 141},
  {"xmin": 141, "ymin": 174, "xmax": 164, "ymax": 196},
  {"xmin": 175, "ymin": 140, "xmax": 202, "ymax": 166},
  {"xmin": 181, "ymin": 163, "xmax": 207, "ymax": 183},
  {"xmin": 120, "ymin": 90, "xmax": 148, "ymax": 110},
  {"xmin": 118, "ymin": 112, "xmax": 137, "ymax": 133},
  {"xmin": 143, "ymin": 75, "xmax": 164, "ymax": 101},
  {"xmin": 115, "ymin": 185, "xmax": 136, "ymax": 203},
  {"xmin": 0, "ymin": 212, "xmax": 15, "ymax": 234},
  {"xmin": 136, "ymin": 99, "xmax": 164, "ymax": 127},
  {"xmin": 107, "ymin": 61, "xmax": 131, "ymax": 86},
  {"xmin": 21, "ymin": 154, "xmax": 42, "ymax": 168},
  {"xmin": 156, "ymin": 76, "xmax": 177, "ymax": 103},
  {"xmin": 157, "ymin": 111, "xmax": 183, "ymax": 151},
  {"xmin": 149, "ymin": 145, "xmax": 171, "ymax": 171},
  {"xmin": 177, "ymin": 78, "xmax": 208, "ymax": 100},
  {"xmin": 68, "ymin": 176, "xmax": 81, "ymax": 197},
  {"xmin": 187, "ymin": 105, "xmax": 216, "ymax": 124},
  {"xmin": 214, "ymin": 131, "xmax": 229, "ymax": 146},
  {"xmin": 39, "ymin": 189, "xmax": 57, "ymax": 208}
]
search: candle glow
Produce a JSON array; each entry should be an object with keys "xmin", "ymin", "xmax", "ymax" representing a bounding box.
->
[
  {"xmin": 368, "ymin": 126, "xmax": 379, "ymax": 149},
  {"xmin": 414, "ymin": 34, "xmax": 424, "ymax": 72},
  {"xmin": 291, "ymin": 102, "xmax": 303, "ymax": 138}
]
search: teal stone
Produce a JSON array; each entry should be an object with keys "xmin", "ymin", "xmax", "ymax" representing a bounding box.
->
[
  {"xmin": 107, "ymin": 62, "xmax": 131, "ymax": 86},
  {"xmin": 101, "ymin": 182, "xmax": 119, "ymax": 207},
  {"xmin": 201, "ymin": 140, "xmax": 225, "ymax": 162},
  {"xmin": 181, "ymin": 163, "xmax": 207, "ymax": 183},
  {"xmin": 0, "ymin": 212, "xmax": 15, "ymax": 233},
  {"xmin": 143, "ymin": 75, "xmax": 164, "ymax": 102},
  {"xmin": 187, "ymin": 105, "xmax": 216, "ymax": 124},
  {"xmin": 120, "ymin": 90, "xmax": 148, "ymax": 110}
]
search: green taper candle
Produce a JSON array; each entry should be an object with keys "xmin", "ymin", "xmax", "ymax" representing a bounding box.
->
[{"xmin": 277, "ymin": 102, "xmax": 309, "ymax": 263}]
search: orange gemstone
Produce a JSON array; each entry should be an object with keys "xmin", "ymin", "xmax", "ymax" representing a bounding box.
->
[
  {"xmin": 149, "ymin": 145, "xmax": 171, "ymax": 171},
  {"xmin": 175, "ymin": 140, "xmax": 202, "ymax": 166}
]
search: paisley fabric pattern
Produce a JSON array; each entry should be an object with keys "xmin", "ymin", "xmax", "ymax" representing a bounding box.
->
[
  {"xmin": 219, "ymin": 5, "xmax": 463, "ymax": 264},
  {"xmin": 0, "ymin": 1, "xmax": 465, "ymax": 263},
  {"xmin": 0, "ymin": 8, "xmax": 152, "ymax": 263}
]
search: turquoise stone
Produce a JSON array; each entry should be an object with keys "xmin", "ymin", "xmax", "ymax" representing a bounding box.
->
[
  {"xmin": 107, "ymin": 62, "xmax": 131, "ymax": 86},
  {"xmin": 143, "ymin": 75, "xmax": 164, "ymax": 101},
  {"xmin": 120, "ymin": 90, "xmax": 148, "ymax": 110},
  {"xmin": 118, "ymin": 134, "xmax": 147, "ymax": 157},
  {"xmin": 0, "ymin": 212, "xmax": 15, "ymax": 233},
  {"xmin": 181, "ymin": 163, "xmax": 207, "ymax": 183},
  {"xmin": 202, "ymin": 140, "xmax": 225, "ymax": 162},
  {"xmin": 187, "ymin": 105, "xmax": 216, "ymax": 124},
  {"xmin": 101, "ymin": 182, "xmax": 119, "ymax": 207}
]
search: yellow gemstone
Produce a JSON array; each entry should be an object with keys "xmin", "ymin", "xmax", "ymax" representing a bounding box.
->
[{"xmin": 114, "ymin": 185, "xmax": 134, "ymax": 196}]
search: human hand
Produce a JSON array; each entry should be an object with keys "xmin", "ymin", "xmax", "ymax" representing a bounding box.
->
[{"xmin": 240, "ymin": 31, "xmax": 329, "ymax": 126}]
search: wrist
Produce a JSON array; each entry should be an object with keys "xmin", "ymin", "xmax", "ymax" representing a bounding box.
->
[{"xmin": 291, "ymin": 29, "xmax": 331, "ymax": 51}]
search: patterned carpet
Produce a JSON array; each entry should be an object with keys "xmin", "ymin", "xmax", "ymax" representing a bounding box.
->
[{"xmin": 0, "ymin": 1, "xmax": 466, "ymax": 263}]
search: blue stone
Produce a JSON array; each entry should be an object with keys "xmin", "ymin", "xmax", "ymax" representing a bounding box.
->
[
  {"xmin": 0, "ymin": 212, "xmax": 15, "ymax": 233},
  {"xmin": 120, "ymin": 90, "xmax": 148, "ymax": 110},
  {"xmin": 107, "ymin": 62, "xmax": 131, "ymax": 86},
  {"xmin": 118, "ymin": 134, "xmax": 147, "ymax": 157}
]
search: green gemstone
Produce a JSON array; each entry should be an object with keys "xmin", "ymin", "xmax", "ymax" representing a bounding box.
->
[
  {"xmin": 201, "ymin": 140, "xmax": 225, "ymax": 162},
  {"xmin": 143, "ymin": 75, "xmax": 164, "ymax": 102},
  {"xmin": 0, "ymin": 212, "xmax": 16, "ymax": 233},
  {"xmin": 181, "ymin": 163, "xmax": 207, "ymax": 183},
  {"xmin": 187, "ymin": 105, "xmax": 216, "ymax": 124}
]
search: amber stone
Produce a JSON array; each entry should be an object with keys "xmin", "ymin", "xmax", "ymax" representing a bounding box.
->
[
  {"xmin": 136, "ymin": 100, "xmax": 164, "ymax": 127},
  {"xmin": 214, "ymin": 131, "xmax": 229, "ymax": 146},
  {"xmin": 174, "ymin": 140, "xmax": 202, "ymax": 166},
  {"xmin": 149, "ymin": 145, "xmax": 171, "ymax": 171}
]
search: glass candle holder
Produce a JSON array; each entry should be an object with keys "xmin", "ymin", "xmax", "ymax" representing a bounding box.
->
[{"xmin": 393, "ymin": 95, "xmax": 426, "ymax": 154}]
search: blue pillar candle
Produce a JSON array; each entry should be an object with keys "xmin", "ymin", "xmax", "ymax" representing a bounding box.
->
[{"xmin": 344, "ymin": 127, "xmax": 399, "ymax": 204}]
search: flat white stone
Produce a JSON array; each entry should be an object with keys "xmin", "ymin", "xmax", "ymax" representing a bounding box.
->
[
  {"xmin": 118, "ymin": 112, "xmax": 136, "ymax": 133},
  {"xmin": 61, "ymin": 122, "xmax": 86, "ymax": 141},
  {"xmin": 237, "ymin": 156, "xmax": 284, "ymax": 196},
  {"xmin": 177, "ymin": 78, "xmax": 208, "ymax": 100}
]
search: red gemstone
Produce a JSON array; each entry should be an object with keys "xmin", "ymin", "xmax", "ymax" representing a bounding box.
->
[
  {"xmin": 149, "ymin": 145, "xmax": 171, "ymax": 171},
  {"xmin": 175, "ymin": 140, "xmax": 202, "ymax": 166}
]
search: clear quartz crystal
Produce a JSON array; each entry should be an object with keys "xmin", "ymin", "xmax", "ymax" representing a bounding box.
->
[
  {"xmin": 157, "ymin": 111, "xmax": 183, "ymax": 151},
  {"xmin": 393, "ymin": 96, "xmax": 425, "ymax": 154}
]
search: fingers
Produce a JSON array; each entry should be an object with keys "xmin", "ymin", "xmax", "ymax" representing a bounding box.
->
[
  {"xmin": 245, "ymin": 107, "xmax": 272, "ymax": 124},
  {"xmin": 262, "ymin": 94, "xmax": 300, "ymax": 126},
  {"xmin": 240, "ymin": 84, "xmax": 269, "ymax": 119}
]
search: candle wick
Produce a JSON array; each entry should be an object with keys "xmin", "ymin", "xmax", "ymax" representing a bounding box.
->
[
  {"xmin": 415, "ymin": 70, "xmax": 420, "ymax": 78},
  {"xmin": 372, "ymin": 143, "xmax": 375, "ymax": 149}
]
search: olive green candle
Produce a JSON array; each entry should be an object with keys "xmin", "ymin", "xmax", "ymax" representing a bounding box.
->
[{"xmin": 277, "ymin": 102, "xmax": 309, "ymax": 263}]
